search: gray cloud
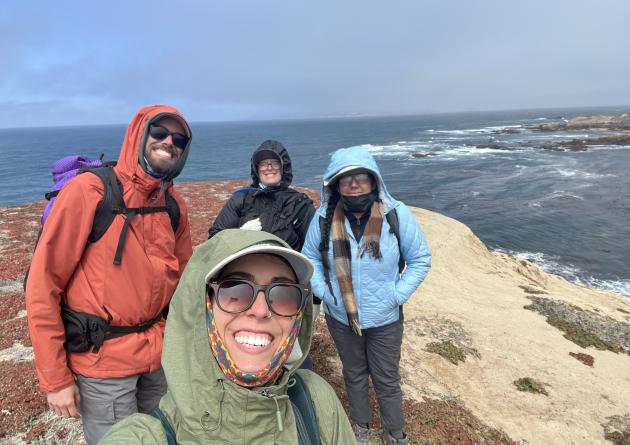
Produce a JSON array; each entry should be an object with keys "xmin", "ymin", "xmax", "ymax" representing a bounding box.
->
[{"xmin": 2, "ymin": 0, "xmax": 630, "ymax": 128}]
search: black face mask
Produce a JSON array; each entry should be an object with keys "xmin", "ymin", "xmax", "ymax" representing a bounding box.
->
[{"xmin": 340, "ymin": 190, "xmax": 378, "ymax": 213}]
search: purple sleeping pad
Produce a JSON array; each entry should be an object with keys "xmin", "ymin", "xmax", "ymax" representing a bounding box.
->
[{"xmin": 41, "ymin": 155, "xmax": 103, "ymax": 224}]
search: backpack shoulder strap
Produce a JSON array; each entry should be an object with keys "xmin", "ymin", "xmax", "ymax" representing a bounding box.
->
[
  {"xmin": 84, "ymin": 167, "xmax": 178, "ymax": 265},
  {"xmin": 288, "ymin": 371, "xmax": 321, "ymax": 445},
  {"xmin": 385, "ymin": 208, "xmax": 405, "ymax": 274},
  {"xmin": 84, "ymin": 166, "xmax": 125, "ymax": 244},
  {"xmin": 164, "ymin": 189, "xmax": 180, "ymax": 233},
  {"xmin": 149, "ymin": 408, "xmax": 177, "ymax": 445}
]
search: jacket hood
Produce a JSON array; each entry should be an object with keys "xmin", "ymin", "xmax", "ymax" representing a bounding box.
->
[
  {"xmin": 250, "ymin": 140, "xmax": 293, "ymax": 189},
  {"xmin": 119, "ymin": 105, "xmax": 192, "ymax": 184},
  {"xmin": 318, "ymin": 146, "xmax": 398, "ymax": 216},
  {"xmin": 160, "ymin": 230, "xmax": 313, "ymax": 435}
]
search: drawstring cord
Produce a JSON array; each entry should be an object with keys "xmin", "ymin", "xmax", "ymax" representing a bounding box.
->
[
  {"xmin": 153, "ymin": 180, "xmax": 168, "ymax": 203},
  {"xmin": 200, "ymin": 379, "xmax": 225, "ymax": 432},
  {"xmin": 261, "ymin": 389, "xmax": 284, "ymax": 432}
]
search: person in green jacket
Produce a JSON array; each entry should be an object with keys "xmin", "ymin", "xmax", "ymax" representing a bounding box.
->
[{"xmin": 99, "ymin": 229, "xmax": 356, "ymax": 444}]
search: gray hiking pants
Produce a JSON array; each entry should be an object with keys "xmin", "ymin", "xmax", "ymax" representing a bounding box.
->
[
  {"xmin": 325, "ymin": 313, "xmax": 404, "ymax": 434},
  {"xmin": 76, "ymin": 367, "xmax": 167, "ymax": 445}
]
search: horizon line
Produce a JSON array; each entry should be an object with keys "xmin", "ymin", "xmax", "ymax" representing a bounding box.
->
[{"xmin": 1, "ymin": 104, "xmax": 629, "ymax": 131}]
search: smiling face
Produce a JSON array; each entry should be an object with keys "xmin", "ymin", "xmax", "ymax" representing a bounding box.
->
[
  {"xmin": 210, "ymin": 254, "xmax": 298, "ymax": 373},
  {"xmin": 143, "ymin": 116, "xmax": 187, "ymax": 175},
  {"xmin": 257, "ymin": 156, "xmax": 282, "ymax": 186}
]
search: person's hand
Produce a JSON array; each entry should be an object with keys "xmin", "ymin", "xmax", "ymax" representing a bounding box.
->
[
  {"xmin": 240, "ymin": 218, "xmax": 262, "ymax": 231},
  {"xmin": 47, "ymin": 384, "xmax": 81, "ymax": 418}
]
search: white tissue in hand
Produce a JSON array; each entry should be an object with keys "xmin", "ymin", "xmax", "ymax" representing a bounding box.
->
[{"xmin": 240, "ymin": 218, "xmax": 262, "ymax": 231}]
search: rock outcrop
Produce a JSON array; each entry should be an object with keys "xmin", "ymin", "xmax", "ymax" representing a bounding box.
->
[{"xmin": 536, "ymin": 114, "xmax": 630, "ymax": 131}]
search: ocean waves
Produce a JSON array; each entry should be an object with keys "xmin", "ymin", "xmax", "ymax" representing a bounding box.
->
[{"xmin": 496, "ymin": 249, "xmax": 630, "ymax": 298}]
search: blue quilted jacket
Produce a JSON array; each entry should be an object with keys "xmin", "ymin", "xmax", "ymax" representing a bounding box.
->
[{"xmin": 302, "ymin": 146, "xmax": 431, "ymax": 329}]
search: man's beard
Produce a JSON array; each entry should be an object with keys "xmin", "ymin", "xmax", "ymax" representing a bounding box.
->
[{"xmin": 145, "ymin": 143, "xmax": 179, "ymax": 175}]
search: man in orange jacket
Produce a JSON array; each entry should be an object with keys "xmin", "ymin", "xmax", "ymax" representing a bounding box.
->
[{"xmin": 25, "ymin": 105, "xmax": 194, "ymax": 445}]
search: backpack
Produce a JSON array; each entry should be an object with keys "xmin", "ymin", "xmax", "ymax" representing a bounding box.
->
[
  {"xmin": 150, "ymin": 371, "xmax": 321, "ymax": 445},
  {"xmin": 319, "ymin": 207, "xmax": 405, "ymax": 295},
  {"xmin": 24, "ymin": 154, "xmax": 181, "ymax": 352},
  {"xmin": 25, "ymin": 154, "xmax": 180, "ymax": 288}
]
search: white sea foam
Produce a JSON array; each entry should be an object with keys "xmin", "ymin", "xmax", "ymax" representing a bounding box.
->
[
  {"xmin": 359, "ymin": 142, "xmax": 434, "ymax": 158},
  {"xmin": 553, "ymin": 168, "xmax": 617, "ymax": 179},
  {"xmin": 550, "ymin": 134, "xmax": 591, "ymax": 138},
  {"xmin": 440, "ymin": 145, "xmax": 526, "ymax": 156},
  {"xmin": 495, "ymin": 249, "xmax": 630, "ymax": 297},
  {"xmin": 586, "ymin": 144, "xmax": 630, "ymax": 151},
  {"xmin": 434, "ymin": 125, "xmax": 523, "ymax": 135},
  {"xmin": 527, "ymin": 190, "xmax": 584, "ymax": 208}
]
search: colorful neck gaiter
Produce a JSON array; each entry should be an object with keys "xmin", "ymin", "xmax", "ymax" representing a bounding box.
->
[{"xmin": 206, "ymin": 297, "xmax": 303, "ymax": 388}]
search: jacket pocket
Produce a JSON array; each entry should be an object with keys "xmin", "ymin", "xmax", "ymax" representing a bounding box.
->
[{"xmin": 386, "ymin": 283, "xmax": 400, "ymax": 310}]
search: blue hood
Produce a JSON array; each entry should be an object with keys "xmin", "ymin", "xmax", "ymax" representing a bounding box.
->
[{"xmin": 318, "ymin": 146, "xmax": 398, "ymax": 216}]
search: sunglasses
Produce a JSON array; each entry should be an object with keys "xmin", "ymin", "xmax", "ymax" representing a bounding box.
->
[
  {"xmin": 338, "ymin": 172, "xmax": 371, "ymax": 187},
  {"xmin": 149, "ymin": 124, "xmax": 189, "ymax": 150},
  {"xmin": 207, "ymin": 279, "xmax": 308, "ymax": 317}
]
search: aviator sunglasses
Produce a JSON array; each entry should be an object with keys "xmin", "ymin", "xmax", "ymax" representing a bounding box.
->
[
  {"xmin": 207, "ymin": 279, "xmax": 309, "ymax": 317},
  {"xmin": 149, "ymin": 124, "xmax": 189, "ymax": 150}
]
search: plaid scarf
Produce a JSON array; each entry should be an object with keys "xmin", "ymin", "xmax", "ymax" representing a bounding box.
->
[
  {"xmin": 332, "ymin": 200, "xmax": 383, "ymax": 336},
  {"xmin": 206, "ymin": 296, "xmax": 303, "ymax": 388}
]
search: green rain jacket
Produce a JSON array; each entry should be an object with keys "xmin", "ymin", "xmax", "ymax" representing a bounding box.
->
[{"xmin": 99, "ymin": 230, "xmax": 356, "ymax": 445}]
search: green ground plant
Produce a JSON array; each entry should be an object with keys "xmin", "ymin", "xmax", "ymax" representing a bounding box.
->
[
  {"xmin": 514, "ymin": 377, "xmax": 548, "ymax": 396},
  {"xmin": 425, "ymin": 341, "xmax": 467, "ymax": 365}
]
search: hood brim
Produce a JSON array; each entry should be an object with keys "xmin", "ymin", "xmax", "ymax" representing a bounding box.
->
[
  {"xmin": 204, "ymin": 242, "xmax": 313, "ymax": 285},
  {"xmin": 322, "ymin": 165, "xmax": 365, "ymax": 186}
]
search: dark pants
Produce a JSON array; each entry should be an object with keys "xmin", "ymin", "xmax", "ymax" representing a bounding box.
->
[{"xmin": 325, "ymin": 313, "xmax": 404, "ymax": 433}]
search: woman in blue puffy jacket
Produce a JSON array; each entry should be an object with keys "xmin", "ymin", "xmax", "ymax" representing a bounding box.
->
[{"xmin": 301, "ymin": 146, "xmax": 431, "ymax": 445}]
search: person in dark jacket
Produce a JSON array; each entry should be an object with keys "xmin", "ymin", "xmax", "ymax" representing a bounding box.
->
[{"xmin": 208, "ymin": 140, "xmax": 316, "ymax": 251}]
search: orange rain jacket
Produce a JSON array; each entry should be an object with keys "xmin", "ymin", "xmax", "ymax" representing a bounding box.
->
[{"xmin": 25, "ymin": 105, "xmax": 193, "ymax": 393}]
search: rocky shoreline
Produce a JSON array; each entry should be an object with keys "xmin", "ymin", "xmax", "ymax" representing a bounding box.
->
[
  {"xmin": 465, "ymin": 114, "xmax": 630, "ymax": 153},
  {"xmin": 1, "ymin": 181, "xmax": 629, "ymax": 444},
  {"xmin": 535, "ymin": 114, "xmax": 630, "ymax": 132}
]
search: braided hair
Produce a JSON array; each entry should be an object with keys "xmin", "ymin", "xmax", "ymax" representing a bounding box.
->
[{"xmin": 318, "ymin": 188, "xmax": 340, "ymax": 280}]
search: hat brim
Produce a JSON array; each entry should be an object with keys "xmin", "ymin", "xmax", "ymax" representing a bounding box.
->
[
  {"xmin": 323, "ymin": 165, "xmax": 365, "ymax": 186},
  {"xmin": 204, "ymin": 243, "xmax": 314, "ymax": 285}
]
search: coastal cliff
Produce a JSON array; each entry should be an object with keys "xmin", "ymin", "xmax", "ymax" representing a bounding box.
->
[
  {"xmin": 399, "ymin": 207, "xmax": 630, "ymax": 444},
  {"xmin": 1, "ymin": 181, "xmax": 629, "ymax": 444}
]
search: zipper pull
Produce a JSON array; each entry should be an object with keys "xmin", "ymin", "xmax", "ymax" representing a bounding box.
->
[{"xmin": 261, "ymin": 390, "xmax": 284, "ymax": 432}]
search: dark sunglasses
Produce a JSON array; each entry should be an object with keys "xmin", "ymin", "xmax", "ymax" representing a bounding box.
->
[
  {"xmin": 207, "ymin": 279, "xmax": 308, "ymax": 317},
  {"xmin": 149, "ymin": 124, "xmax": 189, "ymax": 150}
]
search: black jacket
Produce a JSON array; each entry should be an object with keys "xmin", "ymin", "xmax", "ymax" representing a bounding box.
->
[{"xmin": 208, "ymin": 140, "xmax": 316, "ymax": 251}]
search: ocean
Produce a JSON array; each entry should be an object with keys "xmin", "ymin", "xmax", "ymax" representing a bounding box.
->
[{"xmin": 1, "ymin": 107, "xmax": 629, "ymax": 297}]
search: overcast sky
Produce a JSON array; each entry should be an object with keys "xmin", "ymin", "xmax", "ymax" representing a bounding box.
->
[{"xmin": 2, "ymin": 0, "xmax": 630, "ymax": 128}]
